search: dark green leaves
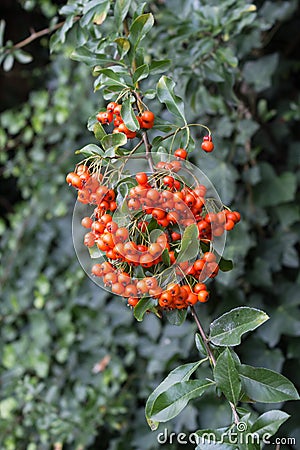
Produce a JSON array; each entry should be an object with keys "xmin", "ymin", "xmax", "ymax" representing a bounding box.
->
[
  {"xmin": 166, "ymin": 309, "xmax": 187, "ymax": 326},
  {"xmin": 149, "ymin": 379, "xmax": 214, "ymax": 422},
  {"xmin": 75, "ymin": 144, "xmax": 104, "ymax": 157},
  {"xmin": 93, "ymin": 122, "xmax": 106, "ymax": 141},
  {"xmin": 101, "ymin": 132, "xmax": 127, "ymax": 154},
  {"xmin": 149, "ymin": 59, "xmax": 171, "ymax": 75},
  {"xmin": 145, "ymin": 360, "xmax": 209, "ymax": 429},
  {"xmin": 121, "ymin": 98, "xmax": 140, "ymax": 131},
  {"xmin": 209, "ymin": 307, "xmax": 269, "ymax": 346},
  {"xmin": 243, "ymin": 53, "xmax": 279, "ymax": 92},
  {"xmin": 157, "ymin": 76, "xmax": 186, "ymax": 123},
  {"xmin": 114, "ymin": 0, "xmax": 131, "ymax": 30},
  {"xmin": 134, "ymin": 297, "xmax": 157, "ymax": 322},
  {"xmin": 129, "ymin": 13, "xmax": 154, "ymax": 52},
  {"xmin": 238, "ymin": 365, "xmax": 299, "ymax": 403},
  {"xmin": 250, "ymin": 410, "xmax": 290, "ymax": 436},
  {"xmin": 176, "ymin": 224, "xmax": 199, "ymax": 263},
  {"xmin": 214, "ymin": 348, "xmax": 241, "ymax": 405},
  {"xmin": 132, "ymin": 64, "xmax": 149, "ymax": 84}
]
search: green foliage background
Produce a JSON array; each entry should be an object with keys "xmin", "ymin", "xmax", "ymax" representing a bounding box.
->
[{"xmin": 0, "ymin": 0, "xmax": 299, "ymax": 449}]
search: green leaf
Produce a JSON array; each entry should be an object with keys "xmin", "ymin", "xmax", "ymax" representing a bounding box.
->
[
  {"xmin": 88, "ymin": 246, "xmax": 104, "ymax": 259},
  {"xmin": 132, "ymin": 64, "xmax": 149, "ymax": 84},
  {"xmin": 81, "ymin": 0, "xmax": 109, "ymax": 26},
  {"xmin": 0, "ymin": 20, "xmax": 5, "ymax": 48},
  {"xmin": 101, "ymin": 133, "xmax": 127, "ymax": 152},
  {"xmin": 195, "ymin": 333, "xmax": 207, "ymax": 357},
  {"xmin": 145, "ymin": 360, "xmax": 206, "ymax": 430},
  {"xmin": 134, "ymin": 297, "xmax": 157, "ymax": 322},
  {"xmin": 166, "ymin": 308, "xmax": 187, "ymax": 326},
  {"xmin": 209, "ymin": 307, "xmax": 269, "ymax": 346},
  {"xmin": 96, "ymin": 68, "xmax": 130, "ymax": 87},
  {"xmin": 250, "ymin": 410, "xmax": 290, "ymax": 437},
  {"xmin": 14, "ymin": 50, "xmax": 33, "ymax": 64},
  {"xmin": 238, "ymin": 364, "xmax": 300, "ymax": 403},
  {"xmin": 114, "ymin": 0, "xmax": 131, "ymax": 30},
  {"xmin": 71, "ymin": 47, "xmax": 115, "ymax": 67},
  {"xmin": 243, "ymin": 53, "xmax": 279, "ymax": 93},
  {"xmin": 161, "ymin": 248, "xmax": 170, "ymax": 267},
  {"xmin": 149, "ymin": 59, "xmax": 171, "ymax": 75},
  {"xmin": 115, "ymin": 37, "xmax": 130, "ymax": 59},
  {"xmin": 214, "ymin": 348, "xmax": 241, "ymax": 405},
  {"xmin": 176, "ymin": 224, "xmax": 199, "ymax": 263},
  {"xmin": 129, "ymin": 13, "xmax": 154, "ymax": 51},
  {"xmin": 3, "ymin": 54, "xmax": 14, "ymax": 72},
  {"xmin": 195, "ymin": 428, "xmax": 236, "ymax": 450},
  {"xmin": 75, "ymin": 144, "xmax": 104, "ymax": 157},
  {"xmin": 253, "ymin": 163, "xmax": 297, "ymax": 207},
  {"xmin": 157, "ymin": 75, "xmax": 186, "ymax": 123},
  {"xmin": 218, "ymin": 257, "xmax": 233, "ymax": 272},
  {"xmin": 93, "ymin": 122, "xmax": 106, "ymax": 141},
  {"xmin": 121, "ymin": 98, "xmax": 139, "ymax": 131},
  {"xmin": 149, "ymin": 379, "xmax": 214, "ymax": 422}
]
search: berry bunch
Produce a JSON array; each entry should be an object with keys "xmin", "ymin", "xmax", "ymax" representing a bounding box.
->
[
  {"xmin": 96, "ymin": 102, "xmax": 155, "ymax": 139},
  {"xmin": 66, "ymin": 145, "xmax": 240, "ymax": 314}
]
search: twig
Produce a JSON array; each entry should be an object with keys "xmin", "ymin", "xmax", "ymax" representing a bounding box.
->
[
  {"xmin": 190, "ymin": 306, "xmax": 216, "ymax": 365},
  {"xmin": 8, "ymin": 17, "xmax": 80, "ymax": 52},
  {"xmin": 190, "ymin": 306, "xmax": 240, "ymax": 425},
  {"xmin": 142, "ymin": 131, "xmax": 155, "ymax": 173}
]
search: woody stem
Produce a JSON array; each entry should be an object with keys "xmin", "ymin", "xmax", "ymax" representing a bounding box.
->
[{"xmin": 190, "ymin": 306, "xmax": 240, "ymax": 425}]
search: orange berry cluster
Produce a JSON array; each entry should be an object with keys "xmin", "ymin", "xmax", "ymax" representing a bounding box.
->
[
  {"xmin": 66, "ymin": 149, "xmax": 240, "ymax": 312},
  {"xmin": 90, "ymin": 260, "xmax": 209, "ymax": 309},
  {"xmin": 66, "ymin": 165, "xmax": 117, "ymax": 211},
  {"xmin": 96, "ymin": 102, "xmax": 155, "ymax": 139}
]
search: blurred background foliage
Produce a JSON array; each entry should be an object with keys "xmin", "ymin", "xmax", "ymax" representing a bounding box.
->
[{"xmin": 0, "ymin": 0, "xmax": 299, "ymax": 449}]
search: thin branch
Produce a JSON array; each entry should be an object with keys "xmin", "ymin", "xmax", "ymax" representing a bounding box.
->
[
  {"xmin": 190, "ymin": 306, "xmax": 216, "ymax": 365},
  {"xmin": 9, "ymin": 17, "xmax": 80, "ymax": 52},
  {"xmin": 142, "ymin": 131, "xmax": 155, "ymax": 173},
  {"xmin": 190, "ymin": 306, "xmax": 240, "ymax": 425}
]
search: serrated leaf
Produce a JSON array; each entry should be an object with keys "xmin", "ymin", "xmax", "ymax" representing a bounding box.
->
[
  {"xmin": 101, "ymin": 133, "xmax": 127, "ymax": 151},
  {"xmin": 132, "ymin": 64, "xmax": 149, "ymax": 84},
  {"xmin": 134, "ymin": 297, "xmax": 157, "ymax": 322},
  {"xmin": 121, "ymin": 98, "xmax": 139, "ymax": 131},
  {"xmin": 149, "ymin": 380, "xmax": 214, "ymax": 422},
  {"xmin": 238, "ymin": 364, "xmax": 299, "ymax": 403},
  {"xmin": 209, "ymin": 307, "xmax": 269, "ymax": 346},
  {"xmin": 214, "ymin": 348, "xmax": 241, "ymax": 405},
  {"xmin": 250, "ymin": 410, "xmax": 290, "ymax": 437},
  {"xmin": 157, "ymin": 75, "xmax": 186, "ymax": 123},
  {"xmin": 166, "ymin": 309, "xmax": 187, "ymax": 326},
  {"xmin": 146, "ymin": 360, "xmax": 206, "ymax": 430},
  {"xmin": 75, "ymin": 144, "xmax": 104, "ymax": 157},
  {"xmin": 176, "ymin": 224, "xmax": 199, "ymax": 263}
]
